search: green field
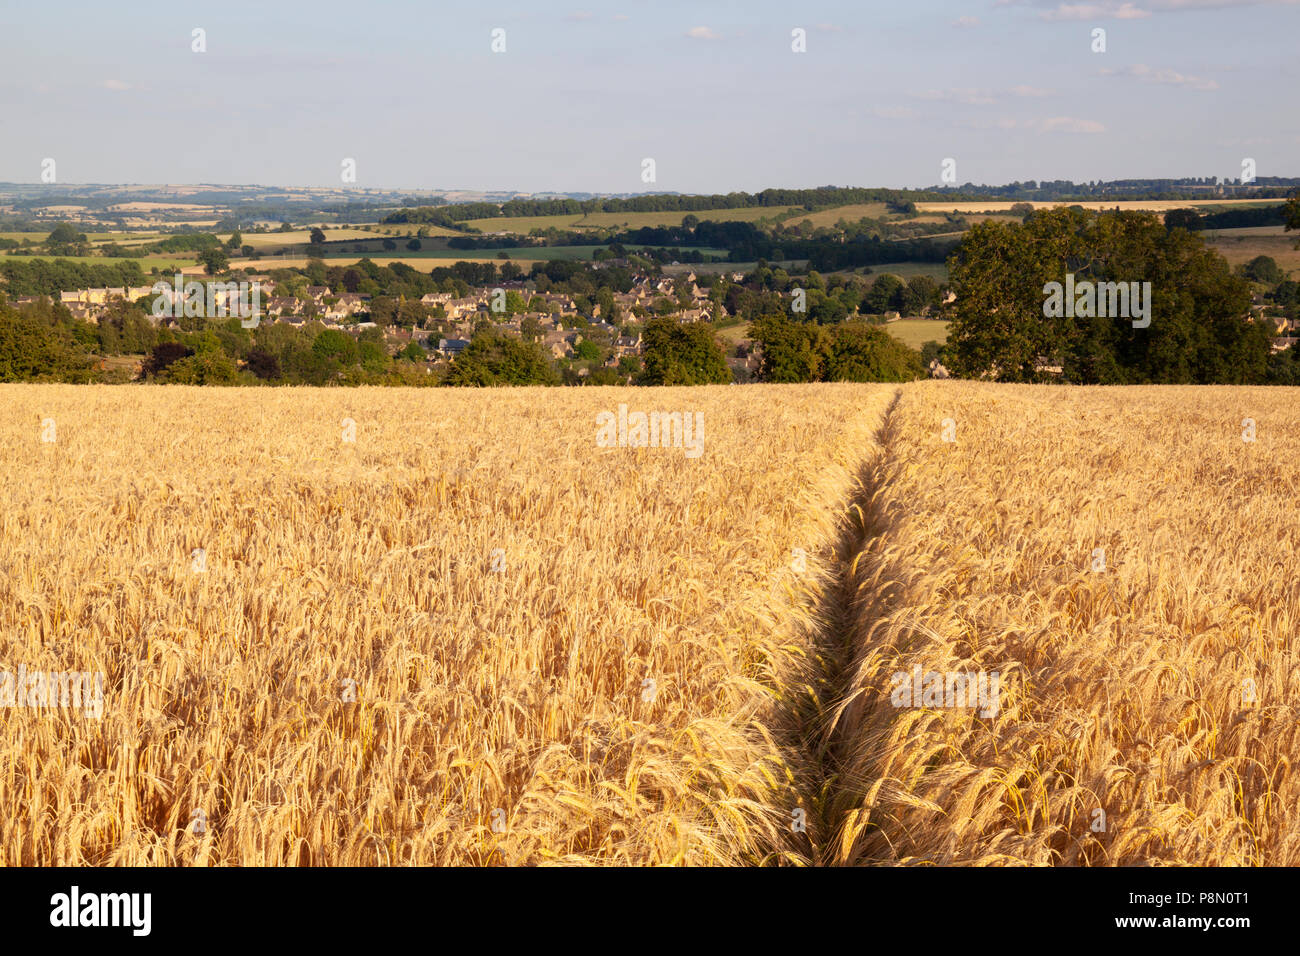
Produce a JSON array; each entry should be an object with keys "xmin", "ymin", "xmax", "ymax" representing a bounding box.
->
[
  {"xmin": 236, "ymin": 228, "xmax": 385, "ymax": 247},
  {"xmin": 1202, "ymin": 225, "xmax": 1292, "ymax": 238},
  {"xmin": 1205, "ymin": 233, "xmax": 1300, "ymax": 274},
  {"xmin": 858, "ymin": 262, "xmax": 950, "ymax": 282},
  {"xmin": 0, "ymin": 253, "xmax": 195, "ymax": 271},
  {"xmin": 463, "ymin": 205, "xmax": 799, "ymax": 235},
  {"xmin": 777, "ymin": 203, "xmax": 893, "ymax": 229},
  {"xmin": 227, "ymin": 256, "xmax": 540, "ymax": 272},
  {"xmin": 710, "ymin": 317, "xmax": 948, "ymax": 352},
  {"xmin": 370, "ymin": 223, "xmax": 472, "ymax": 238},
  {"xmin": 663, "ymin": 260, "xmax": 808, "ymax": 275},
  {"xmin": 884, "ymin": 318, "xmax": 950, "ymax": 348},
  {"xmin": 232, "ymin": 247, "xmax": 689, "ymax": 271},
  {"xmin": 88, "ymin": 233, "xmax": 166, "ymax": 247},
  {"xmin": 241, "ymin": 244, "xmax": 730, "ymax": 263},
  {"xmin": 715, "ymin": 323, "xmax": 752, "ymax": 347}
]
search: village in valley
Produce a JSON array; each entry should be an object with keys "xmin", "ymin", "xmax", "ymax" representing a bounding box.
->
[
  {"xmin": 11, "ymin": 261, "xmax": 765, "ymax": 381},
  {"xmin": 2, "ymin": 179, "xmax": 1298, "ymax": 388}
]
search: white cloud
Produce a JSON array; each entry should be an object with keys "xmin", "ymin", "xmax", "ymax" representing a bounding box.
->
[
  {"xmin": 685, "ymin": 26, "xmax": 720, "ymax": 39},
  {"xmin": 1100, "ymin": 63, "xmax": 1219, "ymax": 89},
  {"xmin": 999, "ymin": 0, "xmax": 1297, "ymax": 19},
  {"xmin": 1149, "ymin": 0, "xmax": 1298, "ymax": 9},
  {"xmin": 952, "ymin": 15, "xmax": 981, "ymax": 26},
  {"xmin": 912, "ymin": 88, "xmax": 999, "ymax": 105},
  {"xmin": 959, "ymin": 115, "xmax": 1104, "ymax": 132},
  {"xmin": 1039, "ymin": 116, "xmax": 1107, "ymax": 132},
  {"xmin": 870, "ymin": 106, "xmax": 917, "ymax": 119},
  {"xmin": 1043, "ymin": 2, "xmax": 1151, "ymax": 20},
  {"xmin": 911, "ymin": 85, "xmax": 1051, "ymax": 105},
  {"xmin": 956, "ymin": 116, "xmax": 1027, "ymax": 130},
  {"xmin": 100, "ymin": 79, "xmax": 131, "ymax": 91}
]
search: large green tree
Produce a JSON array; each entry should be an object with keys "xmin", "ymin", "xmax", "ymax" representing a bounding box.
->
[
  {"xmin": 636, "ymin": 317, "xmax": 731, "ymax": 385},
  {"xmin": 0, "ymin": 310, "xmax": 95, "ymax": 382},
  {"xmin": 947, "ymin": 207, "xmax": 1266, "ymax": 384},
  {"xmin": 444, "ymin": 332, "xmax": 559, "ymax": 386},
  {"xmin": 45, "ymin": 223, "xmax": 87, "ymax": 254},
  {"xmin": 749, "ymin": 314, "xmax": 923, "ymax": 383},
  {"xmin": 864, "ymin": 274, "xmax": 905, "ymax": 314},
  {"xmin": 198, "ymin": 247, "xmax": 230, "ymax": 275},
  {"xmin": 749, "ymin": 314, "xmax": 825, "ymax": 382},
  {"xmin": 822, "ymin": 321, "xmax": 924, "ymax": 382}
]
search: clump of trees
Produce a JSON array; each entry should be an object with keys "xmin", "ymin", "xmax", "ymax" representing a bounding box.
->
[
  {"xmin": 947, "ymin": 207, "xmax": 1273, "ymax": 384},
  {"xmin": 0, "ymin": 308, "xmax": 96, "ymax": 382},
  {"xmin": 444, "ymin": 332, "xmax": 558, "ymax": 386},
  {"xmin": 749, "ymin": 315, "xmax": 923, "ymax": 383},
  {"xmin": 637, "ymin": 317, "xmax": 731, "ymax": 385}
]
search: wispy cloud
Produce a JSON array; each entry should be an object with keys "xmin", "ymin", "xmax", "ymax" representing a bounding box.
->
[
  {"xmin": 870, "ymin": 106, "xmax": 917, "ymax": 119},
  {"xmin": 911, "ymin": 85, "xmax": 1052, "ymax": 105},
  {"xmin": 1100, "ymin": 63, "xmax": 1219, "ymax": 89},
  {"xmin": 99, "ymin": 79, "xmax": 132, "ymax": 91},
  {"xmin": 952, "ymin": 15, "xmax": 981, "ymax": 26},
  {"xmin": 912, "ymin": 88, "xmax": 999, "ymax": 105},
  {"xmin": 999, "ymin": 0, "xmax": 1297, "ymax": 20},
  {"xmin": 1146, "ymin": 0, "xmax": 1297, "ymax": 8},
  {"xmin": 1042, "ymin": 2, "xmax": 1151, "ymax": 20},
  {"xmin": 1039, "ymin": 116, "xmax": 1107, "ymax": 132},
  {"xmin": 565, "ymin": 11, "xmax": 595, "ymax": 21},
  {"xmin": 685, "ymin": 26, "xmax": 721, "ymax": 39},
  {"xmin": 957, "ymin": 116, "xmax": 1028, "ymax": 130},
  {"xmin": 956, "ymin": 115, "xmax": 1106, "ymax": 132}
]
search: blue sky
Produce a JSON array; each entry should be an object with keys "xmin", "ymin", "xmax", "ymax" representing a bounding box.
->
[{"xmin": 1, "ymin": 0, "xmax": 1296, "ymax": 193}]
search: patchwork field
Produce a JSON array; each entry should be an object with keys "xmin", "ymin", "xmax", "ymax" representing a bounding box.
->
[
  {"xmin": 223, "ymin": 256, "xmax": 548, "ymax": 270},
  {"xmin": 916, "ymin": 199, "xmax": 1277, "ymax": 214},
  {"xmin": 235, "ymin": 228, "xmax": 382, "ymax": 248},
  {"xmin": 1, "ymin": 381, "xmax": 1295, "ymax": 866},
  {"xmin": 463, "ymin": 206, "xmax": 799, "ymax": 234},
  {"xmin": 774, "ymin": 203, "xmax": 892, "ymax": 229},
  {"xmin": 232, "ymin": 247, "xmax": 727, "ymax": 271},
  {"xmin": 2, "ymin": 254, "xmax": 196, "ymax": 271}
]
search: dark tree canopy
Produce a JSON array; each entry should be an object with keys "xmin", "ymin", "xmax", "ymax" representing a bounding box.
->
[
  {"xmin": 444, "ymin": 332, "xmax": 559, "ymax": 386},
  {"xmin": 636, "ymin": 317, "xmax": 731, "ymax": 385},
  {"xmin": 947, "ymin": 207, "xmax": 1266, "ymax": 384},
  {"xmin": 749, "ymin": 314, "xmax": 923, "ymax": 383}
]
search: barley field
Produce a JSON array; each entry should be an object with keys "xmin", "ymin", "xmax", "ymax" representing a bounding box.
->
[
  {"xmin": 0, "ymin": 382, "xmax": 889, "ymax": 865},
  {"xmin": 810, "ymin": 382, "xmax": 1300, "ymax": 866},
  {"xmin": 1, "ymin": 381, "xmax": 1296, "ymax": 866}
]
